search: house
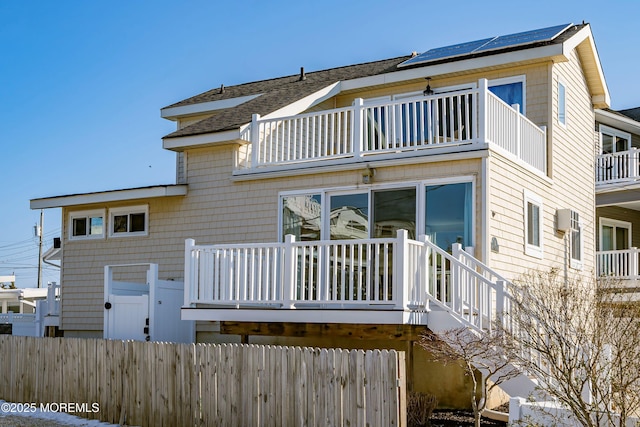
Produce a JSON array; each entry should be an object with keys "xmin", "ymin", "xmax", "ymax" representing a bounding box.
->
[
  {"xmin": 30, "ymin": 23, "xmax": 609, "ymax": 407},
  {"xmin": 595, "ymin": 107, "xmax": 640, "ymax": 297}
]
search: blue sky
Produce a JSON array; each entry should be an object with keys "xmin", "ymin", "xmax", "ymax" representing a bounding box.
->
[{"xmin": 1, "ymin": 1, "xmax": 639, "ymax": 287}]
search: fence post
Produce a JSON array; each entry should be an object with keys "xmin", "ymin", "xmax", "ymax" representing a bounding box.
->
[
  {"xmin": 251, "ymin": 113, "xmax": 261, "ymax": 168},
  {"xmin": 478, "ymin": 79, "xmax": 488, "ymax": 143},
  {"xmin": 394, "ymin": 229, "xmax": 409, "ymax": 310},
  {"xmin": 283, "ymin": 234, "xmax": 297, "ymax": 309},
  {"xmin": 184, "ymin": 239, "xmax": 196, "ymax": 308},
  {"xmin": 353, "ymin": 98, "xmax": 364, "ymax": 159},
  {"xmin": 632, "ymin": 247, "xmax": 639, "ymax": 280}
]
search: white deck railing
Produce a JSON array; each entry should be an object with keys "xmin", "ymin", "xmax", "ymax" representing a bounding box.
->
[
  {"xmin": 596, "ymin": 248, "xmax": 640, "ymax": 280},
  {"xmin": 237, "ymin": 79, "xmax": 547, "ymax": 173},
  {"xmin": 595, "ymin": 148, "xmax": 640, "ymax": 185},
  {"xmin": 184, "ymin": 230, "xmax": 512, "ymax": 332}
]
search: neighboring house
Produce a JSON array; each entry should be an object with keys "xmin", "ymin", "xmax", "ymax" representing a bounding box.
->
[
  {"xmin": 30, "ymin": 23, "xmax": 609, "ymax": 407},
  {"xmin": 595, "ymin": 107, "xmax": 640, "ymax": 298}
]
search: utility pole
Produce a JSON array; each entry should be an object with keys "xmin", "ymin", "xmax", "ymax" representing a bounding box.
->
[{"xmin": 36, "ymin": 210, "xmax": 43, "ymax": 289}]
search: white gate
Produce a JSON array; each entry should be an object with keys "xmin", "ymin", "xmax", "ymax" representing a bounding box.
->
[
  {"xmin": 104, "ymin": 263, "xmax": 194, "ymax": 343},
  {"xmin": 106, "ymin": 294, "xmax": 149, "ymax": 341}
]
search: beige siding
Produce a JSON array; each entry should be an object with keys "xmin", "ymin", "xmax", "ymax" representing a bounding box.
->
[
  {"xmin": 61, "ymin": 148, "xmax": 484, "ymax": 332},
  {"xmin": 60, "ymin": 51, "xmax": 599, "ymax": 332},
  {"xmin": 333, "ymin": 62, "xmax": 550, "ymax": 128}
]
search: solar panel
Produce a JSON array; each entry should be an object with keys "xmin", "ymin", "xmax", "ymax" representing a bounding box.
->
[
  {"xmin": 399, "ymin": 37, "xmax": 494, "ymax": 67},
  {"xmin": 475, "ymin": 23, "xmax": 573, "ymax": 53},
  {"xmin": 398, "ymin": 23, "xmax": 573, "ymax": 68}
]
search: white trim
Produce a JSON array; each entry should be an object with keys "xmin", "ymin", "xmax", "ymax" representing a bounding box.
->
[
  {"xmin": 162, "ymin": 130, "xmax": 244, "ymax": 151},
  {"xmin": 557, "ymin": 79, "xmax": 567, "ymax": 127},
  {"xmin": 181, "ymin": 307, "xmax": 425, "ymax": 324},
  {"xmin": 232, "ymin": 145, "xmax": 490, "ymax": 181},
  {"xmin": 596, "ymin": 109, "xmax": 640, "ymax": 135},
  {"xmin": 342, "ymin": 45, "xmax": 567, "ymax": 93},
  {"xmin": 569, "ymin": 210, "xmax": 583, "ymax": 270},
  {"xmin": 599, "ymin": 217, "xmax": 632, "ymax": 250},
  {"xmin": 523, "ymin": 190, "xmax": 543, "ymax": 258},
  {"xmin": 161, "ymin": 94, "xmax": 263, "ymax": 120},
  {"xmin": 599, "ymin": 124, "xmax": 632, "ymax": 154},
  {"xmin": 108, "ymin": 205, "xmax": 149, "ymax": 238},
  {"xmin": 69, "ymin": 209, "xmax": 106, "ymax": 241},
  {"xmin": 279, "ymin": 175, "xmax": 476, "ymax": 248},
  {"xmin": 31, "ymin": 185, "xmax": 187, "ymax": 210},
  {"xmin": 488, "ymin": 75, "xmax": 526, "ymax": 115}
]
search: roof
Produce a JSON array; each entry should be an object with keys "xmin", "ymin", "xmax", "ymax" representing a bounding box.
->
[
  {"xmin": 162, "ymin": 24, "xmax": 598, "ymax": 142},
  {"xmin": 162, "ymin": 56, "xmax": 409, "ymax": 138},
  {"xmin": 617, "ymin": 107, "xmax": 640, "ymax": 122},
  {"xmin": 30, "ymin": 184, "xmax": 188, "ymax": 209}
]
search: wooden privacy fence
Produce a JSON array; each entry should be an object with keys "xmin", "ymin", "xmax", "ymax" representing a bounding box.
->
[{"xmin": 0, "ymin": 336, "xmax": 406, "ymax": 426}]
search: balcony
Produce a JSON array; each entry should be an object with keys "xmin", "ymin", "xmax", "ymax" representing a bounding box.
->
[
  {"xmin": 597, "ymin": 248, "xmax": 640, "ymax": 281},
  {"xmin": 235, "ymin": 79, "xmax": 547, "ymax": 174},
  {"xmin": 181, "ymin": 230, "xmax": 510, "ymax": 331},
  {"xmin": 595, "ymin": 148, "xmax": 640, "ymax": 187}
]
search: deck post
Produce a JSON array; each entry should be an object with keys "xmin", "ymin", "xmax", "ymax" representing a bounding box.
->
[
  {"xmin": 540, "ymin": 125, "xmax": 547, "ymax": 173},
  {"xmin": 353, "ymin": 98, "xmax": 364, "ymax": 159},
  {"xmin": 631, "ymin": 247, "xmax": 639, "ymax": 280},
  {"xmin": 451, "ymin": 243, "xmax": 464, "ymax": 314},
  {"xmin": 283, "ymin": 234, "xmax": 297, "ymax": 308},
  {"xmin": 478, "ymin": 79, "xmax": 488, "ymax": 143},
  {"xmin": 512, "ymin": 103, "xmax": 521, "ymax": 159},
  {"xmin": 496, "ymin": 280, "xmax": 506, "ymax": 331},
  {"xmin": 630, "ymin": 148, "xmax": 639, "ymax": 180},
  {"xmin": 394, "ymin": 229, "xmax": 409, "ymax": 310},
  {"xmin": 184, "ymin": 239, "xmax": 196, "ymax": 308},
  {"xmin": 251, "ymin": 113, "xmax": 261, "ymax": 168}
]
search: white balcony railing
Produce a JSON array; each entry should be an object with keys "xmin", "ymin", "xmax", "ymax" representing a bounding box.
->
[
  {"xmin": 237, "ymin": 79, "xmax": 547, "ymax": 173},
  {"xmin": 597, "ymin": 248, "xmax": 640, "ymax": 280},
  {"xmin": 595, "ymin": 148, "xmax": 640, "ymax": 185},
  {"xmin": 184, "ymin": 230, "xmax": 514, "ymax": 332}
]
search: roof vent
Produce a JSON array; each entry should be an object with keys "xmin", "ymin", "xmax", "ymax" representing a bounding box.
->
[
  {"xmin": 220, "ymin": 84, "xmax": 225, "ymax": 94},
  {"xmin": 299, "ymin": 67, "xmax": 306, "ymax": 81},
  {"xmin": 410, "ymin": 51, "xmax": 418, "ymax": 57}
]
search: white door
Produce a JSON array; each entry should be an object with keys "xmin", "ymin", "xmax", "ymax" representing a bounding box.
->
[{"xmin": 105, "ymin": 294, "xmax": 149, "ymax": 341}]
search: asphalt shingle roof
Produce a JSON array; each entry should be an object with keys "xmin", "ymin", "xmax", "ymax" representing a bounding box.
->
[
  {"xmin": 617, "ymin": 107, "xmax": 640, "ymax": 122},
  {"xmin": 163, "ymin": 56, "xmax": 410, "ymax": 139}
]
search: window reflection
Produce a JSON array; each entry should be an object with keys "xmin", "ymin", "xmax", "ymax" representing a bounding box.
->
[
  {"xmin": 425, "ymin": 183, "xmax": 472, "ymax": 251},
  {"xmin": 282, "ymin": 194, "xmax": 321, "ymax": 241},
  {"xmin": 330, "ymin": 193, "xmax": 368, "ymax": 240}
]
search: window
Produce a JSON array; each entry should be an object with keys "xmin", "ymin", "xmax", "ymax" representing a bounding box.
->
[
  {"xmin": 109, "ymin": 205, "xmax": 148, "ymax": 237},
  {"xmin": 558, "ymin": 81, "xmax": 566, "ymax": 126},
  {"xmin": 489, "ymin": 76, "xmax": 525, "ymax": 114},
  {"xmin": 570, "ymin": 210, "xmax": 582, "ymax": 269},
  {"xmin": 373, "ymin": 188, "xmax": 416, "ymax": 238},
  {"xmin": 282, "ymin": 194, "xmax": 321, "ymax": 241},
  {"xmin": 69, "ymin": 210, "xmax": 105, "ymax": 240},
  {"xmin": 329, "ymin": 193, "xmax": 368, "ymax": 240},
  {"xmin": 425, "ymin": 182, "xmax": 473, "ymax": 251},
  {"xmin": 523, "ymin": 191, "xmax": 543, "ymax": 258},
  {"xmin": 280, "ymin": 179, "xmax": 474, "ymax": 251},
  {"xmin": 599, "ymin": 125, "xmax": 631, "ymax": 154},
  {"xmin": 600, "ymin": 218, "xmax": 631, "ymax": 251}
]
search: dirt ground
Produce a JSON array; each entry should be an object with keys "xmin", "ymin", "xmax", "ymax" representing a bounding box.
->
[{"xmin": 428, "ymin": 409, "xmax": 508, "ymax": 427}]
